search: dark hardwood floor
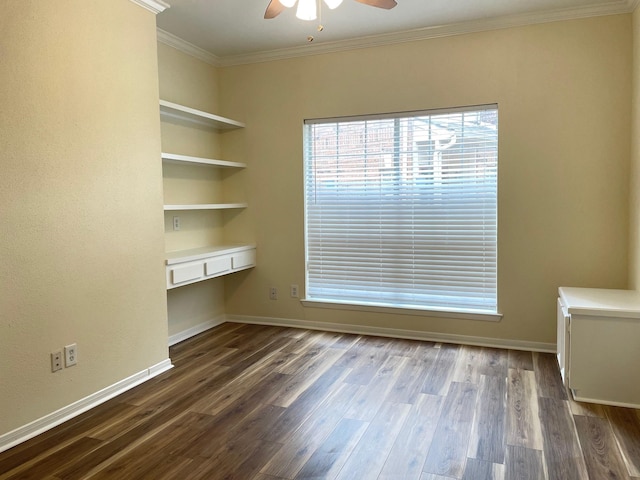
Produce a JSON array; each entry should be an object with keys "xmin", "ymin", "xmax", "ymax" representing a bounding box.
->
[{"xmin": 1, "ymin": 322, "xmax": 639, "ymax": 479}]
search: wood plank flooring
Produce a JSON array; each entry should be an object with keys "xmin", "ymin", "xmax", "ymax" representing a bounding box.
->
[{"xmin": 2, "ymin": 323, "xmax": 640, "ymax": 479}]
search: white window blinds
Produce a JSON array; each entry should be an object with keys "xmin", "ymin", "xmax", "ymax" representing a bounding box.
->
[{"xmin": 304, "ymin": 105, "xmax": 498, "ymax": 314}]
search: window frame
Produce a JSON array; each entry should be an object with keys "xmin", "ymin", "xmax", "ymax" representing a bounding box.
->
[{"xmin": 302, "ymin": 104, "xmax": 501, "ymax": 321}]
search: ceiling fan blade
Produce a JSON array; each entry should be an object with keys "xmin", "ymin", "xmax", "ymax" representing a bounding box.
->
[
  {"xmin": 354, "ymin": 0, "xmax": 397, "ymax": 9},
  {"xmin": 264, "ymin": 0, "xmax": 287, "ymax": 19}
]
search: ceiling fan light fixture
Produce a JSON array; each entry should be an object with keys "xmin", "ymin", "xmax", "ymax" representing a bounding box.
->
[
  {"xmin": 265, "ymin": 0, "xmax": 396, "ymax": 21},
  {"xmin": 323, "ymin": 0, "xmax": 343, "ymax": 8},
  {"xmin": 296, "ymin": 0, "xmax": 317, "ymax": 20}
]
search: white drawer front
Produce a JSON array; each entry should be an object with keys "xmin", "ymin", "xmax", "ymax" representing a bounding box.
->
[
  {"xmin": 232, "ymin": 250, "xmax": 256, "ymax": 270},
  {"xmin": 171, "ymin": 263, "xmax": 204, "ymax": 285},
  {"xmin": 206, "ymin": 256, "xmax": 232, "ymax": 276}
]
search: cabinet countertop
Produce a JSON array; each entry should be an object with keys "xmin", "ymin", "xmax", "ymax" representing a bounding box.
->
[
  {"xmin": 559, "ymin": 286, "xmax": 640, "ymax": 318},
  {"xmin": 165, "ymin": 244, "xmax": 255, "ymax": 265}
]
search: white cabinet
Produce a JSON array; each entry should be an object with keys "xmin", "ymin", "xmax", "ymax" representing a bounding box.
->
[
  {"xmin": 557, "ymin": 287, "xmax": 640, "ymax": 408},
  {"xmin": 556, "ymin": 297, "xmax": 571, "ymax": 386},
  {"xmin": 166, "ymin": 245, "xmax": 256, "ymax": 289},
  {"xmin": 160, "ymin": 100, "xmax": 255, "ymax": 288}
]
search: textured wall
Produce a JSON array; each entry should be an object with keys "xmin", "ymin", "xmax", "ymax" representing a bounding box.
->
[
  {"xmin": 629, "ymin": 8, "xmax": 640, "ymax": 290},
  {"xmin": 220, "ymin": 15, "xmax": 632, "ymax": 345},
  {"xmin": 0, "ymin": 0, "xmax": 168, "ymax": 435}
]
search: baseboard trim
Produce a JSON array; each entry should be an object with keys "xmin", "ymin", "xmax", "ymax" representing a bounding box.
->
[
  {"xmin": 0, "ymin": 358, "xmax": 173, "ymax": 454},
  {"xmin": 168, "ymin": 316, "xmax": 226, "ymax": 346},
  {"xmin": 225, "ymin": 314, "xmax": 556, "ymax": 353},
  {"xmin": 571, "ymin": 391, "xmax": 640, "ymax": 409}
]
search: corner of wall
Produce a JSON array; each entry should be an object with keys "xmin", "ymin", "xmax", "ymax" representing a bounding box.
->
[{"xmin": 629, "ymin": 7, "xmax": 640, "ymax": 289}]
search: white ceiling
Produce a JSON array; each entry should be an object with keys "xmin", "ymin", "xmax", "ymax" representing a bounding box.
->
[{"xmin": 155, "ymin": 0, "xmax": 635, "ymax": 64}]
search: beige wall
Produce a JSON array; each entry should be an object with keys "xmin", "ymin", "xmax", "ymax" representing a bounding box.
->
[
  {"xmin": 630, "ymin": 8, "xmax": 640, "ymax": 289},
  {"xmin": 157, "ymin": 43, "xmax": 230, "ymax": 337},
  {"xmin": 220, "ymin": 15, "xmax": 632, "ymax": 345},
  {"xmin": 0, "ymin": 0, "xmax": 168, "ymax": 436}
]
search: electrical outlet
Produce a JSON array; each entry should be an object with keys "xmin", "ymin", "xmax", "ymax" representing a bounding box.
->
[
  {"xmin": 51, "ymin": 351, "xmax": 63, "ymax": 372},
  {"xmin": 65, "ymin": 343, "xmax": 77, "ymax": 367},
  {"xmin": 172, "ymin": 216, "xmax": 181, "ymax": 231},
  {"xmin": 269, "ymin": 287, "xmax": 278, "ymax": 300},
  {"xmin": 290, "ymin": 284, "xmax": 299, "ymax": 298}
]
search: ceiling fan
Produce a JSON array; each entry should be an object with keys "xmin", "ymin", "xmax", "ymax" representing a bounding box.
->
[{"xmin": 264, "ymin": 0, "xmax": 397, "ymax": 20}]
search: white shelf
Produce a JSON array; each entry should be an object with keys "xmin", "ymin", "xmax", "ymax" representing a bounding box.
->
[
  {"xmin": 166, "ymin": 244, "xmax": 256, "ymax": 265},
  {"xmin": 160, "ymin": 100, "xmax": 245, "ymax": 130},
  {"xmin": 164, "ymin": 203, "xmax": 247, "ymax": 211},
  {"xmin": 162, "ymin": 152, "xmax": 246, "ymax": 169}
]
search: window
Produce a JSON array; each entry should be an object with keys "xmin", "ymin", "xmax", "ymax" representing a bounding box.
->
[{"xmin": 303, "ymin": 105, "xmax": 498, "ymax": 315}]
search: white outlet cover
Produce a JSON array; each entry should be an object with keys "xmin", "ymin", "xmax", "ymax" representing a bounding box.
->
[
  {"xmin": 51, "ymin": 351, "xmax": 63, "ymax": 372},
  {"xmin": 65, "ymin": 344, "xmax": 77, "ymax": 367}
]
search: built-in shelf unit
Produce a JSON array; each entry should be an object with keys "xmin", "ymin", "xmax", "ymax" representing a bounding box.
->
[{"xmin": 160, "ymin": 100, "xmax": 255, "ymax": 290}]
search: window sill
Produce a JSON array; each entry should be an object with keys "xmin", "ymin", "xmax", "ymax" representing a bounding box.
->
[{"xmin": 300, "ymin": 298, "xmax": 502, "ymax": 322}]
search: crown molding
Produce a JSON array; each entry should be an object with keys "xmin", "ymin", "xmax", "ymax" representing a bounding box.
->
[
  {"xmin": 158, "ymin": 0, "xmax": 634, "ymax": 67},
  {"xmin": 129, "ymin": 0, "xmax": 170, "ymax": 14},
  {"xmin": 157, "ymin": 28, "xmax": 221, "ymax": 67},
  {"xmin": 220, "ymin": 1, "xmax": 632, "ymax": 66}
]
